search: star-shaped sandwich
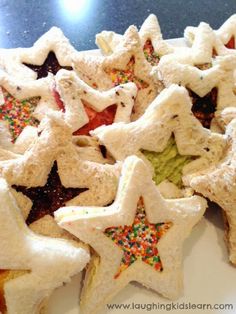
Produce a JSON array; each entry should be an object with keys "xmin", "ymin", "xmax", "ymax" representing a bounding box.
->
[
  {"xmin": 3, "ymin": 27, "xmax": 78, "ymax": 81},
  {"xmin": 55, "ymin": 155, "xmax": 207, "ymax": 314},
  {"xmin": 92, "ymin": 85, "xmax": 226, "ymax": 189},
  {"xmin": 155, "ymin": 23, "xmax": 236, "ymax": 128},
  {"xmin": 74, "ymin": 25, "xmax": 160, "ymax": 119},
  {"xmin": 55, "ymin": 69, "xmax": 137, "ymax": 134},
  {"xmin": 0, "ymin": 69, "xmax": 61, "ymax": 152},
  {"xmin": 0, "ymin": 178, "xmax": 89, "ymax": 314},
  {"xmin": 0, "ymin": 111, "xmax": 120, "ymax": 233},
  {"xmin": 184, "ymin": 15, "xmax": 236, "ymax": 55},
  {"xmin": 183, "ymin": 115, "xmax": 236, "ymax": 265},
  {"xmin": 96, "ymin": 14, "xmax": 174, "ymax": 65}
]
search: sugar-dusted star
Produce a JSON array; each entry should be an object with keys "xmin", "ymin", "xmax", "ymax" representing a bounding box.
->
[
  {"xmin": 74, "ymin": 25, "xmax": 160, "ymax": 119},
  {"xmin": 185, "ymin": 15, "xmax": 236, "ymax": 55},
  {"xmin": 183, "ymin": 115, "xmax": 236, "ymax": 265},
  {"xmin": 2, "ymin": 27, "xmax": 78, "ymax": 81},
  {"xmin": 96, "ymin": 14, "xmax": 174, "ymax": 65},
  {"xmin": 155, "ymin": 23, "xmax": 236, "ymax": 128},
  {"xmin": 92, "ymin": 85, "xmax": 226, "ymax": 182},
  {"xmin": 55, "ymin": 69, "xmax": 137, "ymax": 134},
  {"xmin": 55, "ymin": 155, "xmax": 207, "ymax": 314},
  {"xmin": 0, "ymin": 178, "xmax": 89, "ymax": 314}
]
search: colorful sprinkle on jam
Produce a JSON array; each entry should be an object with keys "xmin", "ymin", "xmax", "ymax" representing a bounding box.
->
[
  {"xmin": 104, "ymin": 198, "xmax": 172, "ymax": 279},
  {"xmin": 225, "ymin": 36, "xmax": 235, "ymax": 49},
  {"xmin": 107, "ymin": 56, "xmax": 149, "ymax": 90},
  {"xmin": 13, "ymin": 162, "xmax": 87, "ymax": 225},
  {"xmin": 188, "ymin": 87, "xmax": 218, "ymax": 129},
  {"xmin": 0, "ymin": 87, "xmax": 40, "ymax": 142},
  {"xmin": 23, "ymin": 51, "xmax": 72, "ymax": 79},
  {"xmin": 143, "ymin": 39, "xmax": 160, "ymax": 66}
]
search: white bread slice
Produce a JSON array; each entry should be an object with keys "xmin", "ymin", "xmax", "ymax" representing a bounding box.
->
[
  {"xmin": 183, "ymin": 116, "xmax": 236, "ymax": 265},
  {"xmin": 55, "ymin": 155, "xmax": 207, "ymax": 314},
  {"xmin": 0, "ymin": 178, "xmax": 90, "ymax": 314}
]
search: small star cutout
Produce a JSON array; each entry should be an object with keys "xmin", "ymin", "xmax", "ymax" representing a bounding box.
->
[
  {"xmin": 188, "ymin": 87, "xmax": 218, "ymax": 128},
  {"xmin": 105, "ymin": 198, "xmax": 172, "ymax": 278},
  {"xmin": 23, "ymin": 51, "xmax": 72, "ymax": 79},
  {"xmin": 73, "ymin": 101, "xmax": 117, "ymax": 136},
  {"xmin": 14, "ymin": 162, "xmax": 87, "ymax": 225}
]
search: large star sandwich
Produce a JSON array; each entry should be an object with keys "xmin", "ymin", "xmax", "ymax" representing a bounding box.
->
[
  {"xmin": 55, "ymin": 155, "xmax": 207, "ymax": 314},
  {"xmin": 0, "ymin": 178, "xmax": 89, "ymax": 314},
  {"xmin": 183, "ymin": 113, "xmax": 236, "ymax": 265},
  {"xmin": 92, "ymin": 85, "xmax": 226, "ymax": 193}
]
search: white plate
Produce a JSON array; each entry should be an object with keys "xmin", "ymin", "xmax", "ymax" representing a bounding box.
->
[{"xmin": 47, "ymin": 38, "xmax": 236, "ymax": 314}]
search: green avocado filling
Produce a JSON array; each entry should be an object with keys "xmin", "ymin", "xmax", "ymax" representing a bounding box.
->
[{"xmin": 142, "ymin": 137, "xmax": 194, "ymax": 188}]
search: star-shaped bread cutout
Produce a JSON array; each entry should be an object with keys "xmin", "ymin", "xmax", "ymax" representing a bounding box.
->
[
  {"xmin": 74, "ymin": 25, "xmax": 160, "ymax": 119},
  {"xmin": 183, "ymin": 116, "xmax": 236, "ymax": 265},
  {"xmin": 105, "ymin": 197, "xmax": 172, "ymax": 278},
  {"xmin": 156, "ymin": 28, "xmax": 236, "ymax": 128},
  {"xmin": 55, "ymin": 69, "xmax": 137, "ymax": 134},
  {"xmin": 23, "ymin": 51, "xmax": 72, "ymax": 79},
  {"xmin": 3, "ymin": 27, "xmax": 78, "ymax": 82},
  {"xmin": 0, "ymin": 111, "xmax": 120, "ymax": 227},
  {"xmin": 96, "ymin": 14, "xmax": 174, "ymax": 65},
  {"xmin": 92, "ymin": 85, "xmax": 226, "ymax": 183},
  {"xmin": 0, "ymin": 70, "xmax": 59, "ymax": 151},
  {"xmin": 0, "ymin": 178, "xmax": 89, "ymax": 314},
  {"xmin": 14, "ymin": 162, "xmax": 87, "ymax": 225},
  {"xmin": 184, "ymin": 18, "xmax": 236, "ymax": 57},
  {"xmin": 55, "ymin": 155, "xmax": 207, "ymax": 314}
]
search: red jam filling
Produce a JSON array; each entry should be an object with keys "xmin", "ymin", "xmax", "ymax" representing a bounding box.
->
[
  {"xmin": 143, "ymin": 39, "xmax": 160, "ymax": 66},
  {"xmin": 188, "ymin": 87, "xmax": 218, "ymax": 129},
  {"xmin": 104, "ymin": 198, "xmax": 172, "ymax": 279},
  {"xmin": 13, "ymin": 162, "xmax": 87, "ymax": 225},
  {"xmin": 225, "ymin": 36, "xmax": 235, "ymax": 49},
  {"xmin": 52, "ymin": 90, "xmax": 117, "ymax": 136},
  {"xmin": 23, "ymin": 51, "xmax": 72, "ymax": 79},
  {"xmin": 73, "ymin": 100, "xmax": 117, "ymax": 136}
]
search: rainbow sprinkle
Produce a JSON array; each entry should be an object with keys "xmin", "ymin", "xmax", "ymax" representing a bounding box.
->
[
  {"xmin": 104, "ymin": 198, "xmax": 172, "ymax": 279},
  {"xmin": 108, "ymin": 56, "xmax": 149, "ymax": 90},
  {"xmin": 143, "ymin": 39, "xmax": 160, "ymax": 66},
  {"xmin": 0, "ymin": 87, "xmax": 40, "ymax": 142}
]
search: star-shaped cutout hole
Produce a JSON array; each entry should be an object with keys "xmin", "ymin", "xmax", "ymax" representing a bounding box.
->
[
  {"xmin": 73, "ymin": 100, "xmax": 117, "ymax": 136},
  {"xmin": 52, "ymin": 91, "xmax": 117, "ymax": 136},
  {"xmin": 107, "ymin": 56, "xmax": 149, "ymax": 90},
  {"xmin": 23, "ymin": 51, "xmax": 73, "ymax": 79},
  {"xmin": 13, "ymin": 162, "xmax": 87, "ymax": 225},
  {"xmin": 143, "ymin": 39, "xmax": 160, "ymax": 66},
  {"xmin": 0, "ymin": 87, "xmax": 40, "ymax": 142},
  {"xmin": 188, "ymin": 87, "xmax": 218, "ymax": 128},
  {"xmin": 105, "ymin": 197, "xmax": 172, "ymax": 279},
  {"xmin": 141, "ymin": 137, "xmax": 195, "ymax": 188}
]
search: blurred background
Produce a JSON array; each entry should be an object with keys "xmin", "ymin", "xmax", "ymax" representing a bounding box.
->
[{"xmin": 0, "ymin": 0, "xmax": 236, "ymax": 50}]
